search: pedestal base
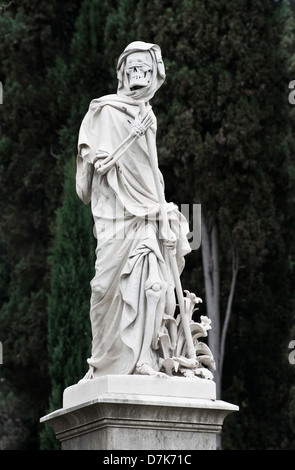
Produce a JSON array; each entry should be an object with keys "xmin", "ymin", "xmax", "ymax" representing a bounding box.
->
[{"xmin": 41, "ymin": 375, "xmax": 238, "ymax": 450}]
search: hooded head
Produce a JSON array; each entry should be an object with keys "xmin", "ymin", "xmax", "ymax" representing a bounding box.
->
[{"xmin": 117, "ymin": 41, "xmax": 165, "ymax": 102}]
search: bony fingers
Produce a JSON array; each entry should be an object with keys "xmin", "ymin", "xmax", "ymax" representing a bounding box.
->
[
  {"xmin": 137, "ymin": 124, "xmax": 145, "ymax": 136},
  {"xmin": 141, "ymin": 110, "xmax": 152, "ymax": 124},
  {"xmin": 95, "ymin": 163, "xmax": 105, "ymax": 174},
  {"xmin": 163, "ymin": 239, "xmax": 177, "ymax": 250},
  {"xmin": 141, "ymin": 110, "xmax": 150, "ymax": 120},
  {"xmin": 131, "ymin": 123, "xmax": 143, "ymax": 136},
  {"xmin": 141, "ymin": 117, "xmax": 153, "ymax": 130}
]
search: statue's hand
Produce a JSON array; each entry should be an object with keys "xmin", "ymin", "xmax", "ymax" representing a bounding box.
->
[
  {"xmin": 95, "ymin": 162, "xmax": 108, "ymax": 175},
  {"xmin": 93, "ymin": 108, "xmax": 156, "ymax": 175},
  {"xmin": 94, "ymin": 151, "xmax": 110, "ymax": 175},
  {"xmin": 162, "ymin": 230, "xmax": 177, "ymax": 251},
  {"xmin": 130, "ymin": 109, "xmax": 156, "ymax": 137},
  {"xmin": 130, "ymin": 121, "xmax": 146, "ymax": 137}
]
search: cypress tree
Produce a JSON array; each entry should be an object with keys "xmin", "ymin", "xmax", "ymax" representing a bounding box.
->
[
  {"xmin": 40, "ymin": 158, "xmax": 94, "ymax": 450},
  {"xmin": 133, "ymin": 0, "xmax": 295, "ymax": 448},
  {"xmin": 0, "ymin": 0, "xmax": 82, "ymax": 449},
  {"xmin": 0, "ymin": 2, "xmax": 63, "ymax": 449},
  {"xmin": 40, "ymin": 0, "xmax": 114, "ymax": 448},
  {"xmin": 278, "ymin": 0, "xmax": 295, "ymax": 449},
  {"xmin": 104, "ymin": 0, "xmax": 140, "ymax": 78}
]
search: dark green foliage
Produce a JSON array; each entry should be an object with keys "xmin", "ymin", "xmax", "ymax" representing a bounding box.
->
[
  {"xmin": 135, "ymin": 0, "xmax": 287, "ymax": 270},
  {"xmin": 0, "ymin": 1, "xmax": 70, "ymax": 449},
  {"xmin": 134, "ymin": 0, "xmax": 295, "ymax": 448},
  {"xmin": 222, "ymin": 253, "xmax": 295, "ymax": 449},
  {"xmin": 104, "ymin": 0, "xmax": 140, "ymax": 78},
  {"xmin": 48, "ymin": 158, "xmax": 94, "ymax": 394},
  {"xmin": 40, "ymin": 158, "xmax": 94, "ymax": 450},
  {"xmin": 0, "ymin": 379, "xmax": 34, "ymax": 450}
]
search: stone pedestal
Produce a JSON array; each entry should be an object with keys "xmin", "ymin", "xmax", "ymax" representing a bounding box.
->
[{"xmin": 40, "ymin": 375, "xmax": 238, "ymax": 450}]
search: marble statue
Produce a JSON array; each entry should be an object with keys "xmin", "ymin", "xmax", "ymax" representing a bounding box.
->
[{"xmin": 76, "ymin": 41, "xmax": 215, "ymax": 381}]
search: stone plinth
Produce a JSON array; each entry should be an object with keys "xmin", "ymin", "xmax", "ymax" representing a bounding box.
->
[{"xmin": 40, "ymin": 375, "xmax": 238, "ymax": 450}]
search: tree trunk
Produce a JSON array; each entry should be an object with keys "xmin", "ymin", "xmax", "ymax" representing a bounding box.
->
[
  {"xmin": 201, "ymin": 217, "xmax": 239, "ymax": 400},
  {"xmin": 219, "ymin": 251, "xmax": 239, "ymax": 377},
  {"xmin": 201, "ymin": 217, "xmax": 221, "ymax": 397}
]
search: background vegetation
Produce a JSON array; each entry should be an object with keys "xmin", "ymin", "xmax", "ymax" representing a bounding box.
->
[{"xmin": 0, "ymin": 0, "xmax": 295, "ymax": 450}]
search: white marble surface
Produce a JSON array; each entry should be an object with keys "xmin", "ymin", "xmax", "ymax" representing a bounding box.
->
[
  {"xmin": 75, "ymin": 42, "xmax": 215, "ymax": 382},
  {"xmin": 40, "ymin": 382, "xmax": 238, "ymax": 450},
  {"xmin": 62, "ymin": 374, "xmax": 216, "ymax": 408},
  {"xmin": 41, "ymin": 375, "xmax": 238, "ymax": 450}
]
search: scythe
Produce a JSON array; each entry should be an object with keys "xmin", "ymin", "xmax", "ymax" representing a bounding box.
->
[{"xmin": 139, "ymin": 101, "xmax": 197, "ymax": 362}]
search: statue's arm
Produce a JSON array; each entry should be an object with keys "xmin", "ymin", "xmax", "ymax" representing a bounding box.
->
[
  {"xmin": 94, "ymin": 107, "xmax": 156, "ymax": 175},
  {"xmin": 76, "ymin": 146, "xmax": 94, "ymax": 204}
]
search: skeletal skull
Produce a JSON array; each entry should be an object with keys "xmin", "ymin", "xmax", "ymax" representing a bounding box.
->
[{"xmin": 125, "ymin": 51, "xmax": 153, "ymax": 90}]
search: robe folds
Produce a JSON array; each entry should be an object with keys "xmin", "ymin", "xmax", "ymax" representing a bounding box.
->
[{"xmin": 76, "ymin": 94, "xmax": 191, "ymax": 378}]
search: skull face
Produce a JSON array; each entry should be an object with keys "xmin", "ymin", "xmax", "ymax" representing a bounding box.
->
[{"xmin": 125, "ymin": 51, "xmax": 153, "ymax": 90}]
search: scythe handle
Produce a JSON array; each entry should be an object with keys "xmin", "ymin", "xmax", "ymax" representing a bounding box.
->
[{"xmin": 139, "ymin": 101, "xmax": 196, "ymax": 360}]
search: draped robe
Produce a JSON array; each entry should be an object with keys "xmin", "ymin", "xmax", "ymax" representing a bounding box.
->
[{"xmin": 76, "ymin": 94, "xmax": 191, "ymax": 378}]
